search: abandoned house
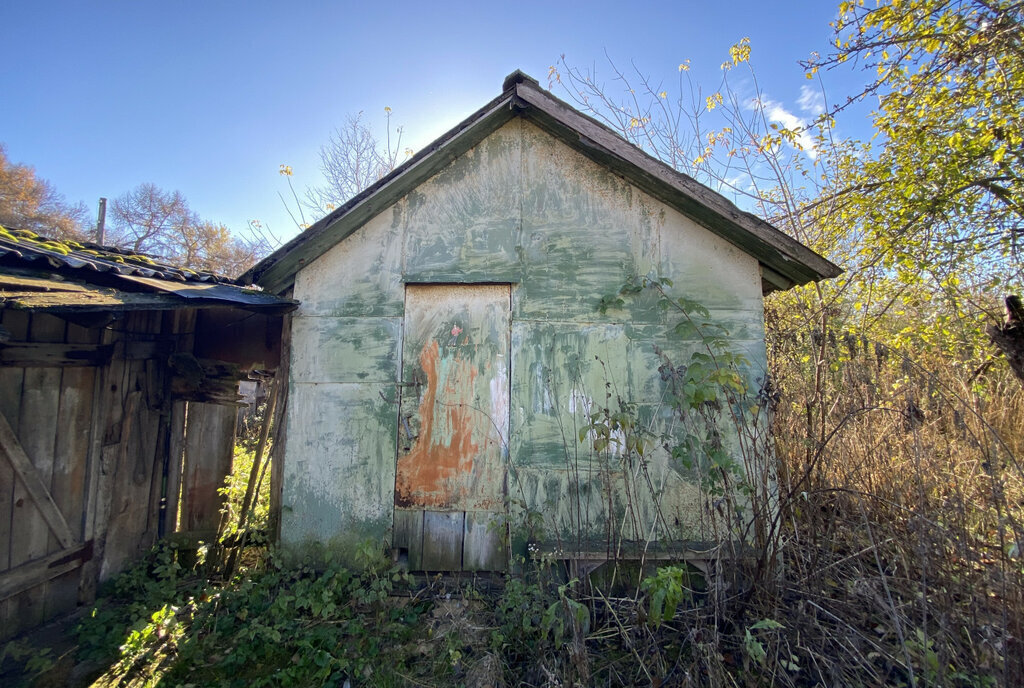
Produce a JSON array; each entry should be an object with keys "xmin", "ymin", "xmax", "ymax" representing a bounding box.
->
[
  {"xmin": 0, "ymin": 228, "xmax": 295, "ymax": 640},
  {"xmin": 243, "ymin": 71, "xmax": 841, "ymax": 572}
]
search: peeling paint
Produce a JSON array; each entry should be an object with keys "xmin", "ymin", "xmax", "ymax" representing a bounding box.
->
[
  {"xmin": 394, "ymin": 339, "xmax": 485, "ymax": 508},
  {"xmin": 281, "ymin": 118, "xmax": 770, "ymax": 564},
  {"xmin": 395, "ymin": 285, "xmax": 509, "ymax": 512}
]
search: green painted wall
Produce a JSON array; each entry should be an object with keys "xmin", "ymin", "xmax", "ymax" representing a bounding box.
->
[{"xmin": 283, "ymin": 119, "xmax": 767, "ymax": 560}]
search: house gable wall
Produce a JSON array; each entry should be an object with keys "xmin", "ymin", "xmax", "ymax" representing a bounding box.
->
[{"xmin": 284, "ymin": 118, "xmax": 766, "ymax": 555}]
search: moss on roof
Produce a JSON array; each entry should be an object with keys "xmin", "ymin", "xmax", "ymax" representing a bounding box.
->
[{"xmin": 0, "ymin": 224, "xmax": 232, "ymax": 284}]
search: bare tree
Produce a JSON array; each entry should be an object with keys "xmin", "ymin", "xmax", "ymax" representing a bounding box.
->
[
  {"xmin": 110, "ymin": 183, "xmax": 268, "ymax": 277},
  {"xmin": 182, "ymin": 219, "xmax": 266, "ymax": 277},
  {"xmin": 0, "ymin": 143, "xmax": 88, "ymax": 239},
  {"xmin": 109, "ymin": 183, "xmax": 193, "ymax": 255},
  {"xmin": 305, "ymin": 109, "xmax": 407, "ymax": 215}
]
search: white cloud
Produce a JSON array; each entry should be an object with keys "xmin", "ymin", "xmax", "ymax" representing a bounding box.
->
[
  {"xmin": 797, "ymin": 85, "xmax": 825, "ymax": 116},
  {"xmin": 754, "ymin": 96, "xmax": 819, "ymax": 159},
  {"xmin": 723, "ymin": 172, "xmax": 754, "ymax": 195}
]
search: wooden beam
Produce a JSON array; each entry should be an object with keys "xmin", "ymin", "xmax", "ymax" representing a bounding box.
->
[
  {"xmin": 0, "ymin": 541, "xmax": 92, "ymax": 601},
  {"xmin": 0, "ymin": 342, "xmax": 114, "ymax": 367},
  {"xmin": 268, "ymin": 310, "xmax": 292, "ymax": 543},
  {"xmin": 170, "ymin": 354, "xmax": 245, "ymax": 405},
  {"xmin": 0, "ymin": 410, "xmax": 76, "ymax": 549}
]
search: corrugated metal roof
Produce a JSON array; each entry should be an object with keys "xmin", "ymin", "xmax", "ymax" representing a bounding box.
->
[
  {"xmin": 0, "ymin": 227, "xmax": 297, "ymax": 314},
  {"xmin": 0, "ymin": 227, "xmax": 235, "ymax": 283}
]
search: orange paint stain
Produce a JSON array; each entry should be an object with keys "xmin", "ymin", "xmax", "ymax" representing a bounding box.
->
[{"xmin": 395, "ymin": 339, "xmax": 491, "ymax": 509}]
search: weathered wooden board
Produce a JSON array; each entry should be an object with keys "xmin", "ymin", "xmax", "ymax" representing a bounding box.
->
[
  {"xmin": 0, "ymin": 310, "xmax": 29, "ymax": 574},
  {"xmin": 89, "ymin": 326, "xmax": 129, "ymax": 584},
  {"xmin": 395, "ymin": 284, "xmax": 510, "ymax": 511},
  {"xmin": 292, "ymin": 212, "xmax": 405, "ymax": 318},
  {"xmin": 394, "ymin": 285, "xmax": 510, "ymax": 571},
  {"xmin": 0, "ymin": 342, "xmax": 113, "ymax": 367},
  {"xmin": 49, "ymin": 322, "xmax": 97, "ymax": 551},
  {"xmin": 7, "ymin": 314, "xmax": 65, "ymax": 632},
  {"xmin": 0, "ymin": 411, "xmax": 76, "ymax": 552},
  {"xmin": 99, "ymin": 313, "xmax": 166, "ymax": 579},
  {"xmin": 290, "ymin": 316, "xmax": 401, "ymax": 384},
  {"xmin": 12, "ymin": 314, "xmax": 66, "ymax": 569},
  {"xmin": 509, "ymin": 321, "xmax": 630, "ymax": 471},
  {"xmin": 180, "ymin": 402, "xmax": 236, "ymax": 535},
  {"xmin": 268, "ymin": 309, "xmax": 291, "ymax": 544},
  {"xmin": 421, "ymin": 511, "xmax": 465, "ymax": 571},
  {"xmin": 402, "ymin": 126, "xmax": 523, "ymax": 284},
  {"xmin": 0, "ymin": 310, "xmax": 28, "ymax": 635},
  {"xmin": 463, "ymin": 510, "xmax": 505, "ymax": 571},
  {"xmin": 0, "ymin": 541, "xmax": 90, "ymax": 600},
  {"xmin": 392, "ymin": 508, "xmax": 424, "ymax": 570},
  {"xmin": 281, "ymin": 382, "xmax": 397, "ymax": 545}
]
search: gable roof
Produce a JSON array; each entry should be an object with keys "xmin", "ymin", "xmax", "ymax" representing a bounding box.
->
[
  {"xmin": 243, "ymin": 71, "xmax": 841, "ymax": 295},
  {"xmin": 0, "ymin": 226, "xmax": 297, "ymax": 315}
]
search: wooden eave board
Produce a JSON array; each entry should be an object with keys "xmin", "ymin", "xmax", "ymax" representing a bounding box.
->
[
  {"xmin": 0, "ymin": 288, "xmax": 183, "ymax": 310},
  {"xmin": 510, "ymin": 82, "xmax": 841, "ymax": 286},
  {"xmin": 117, "ymin": 274, "xmax": 298, "ymax": 312},
  {"xmin": 246, "ymin": 72, "xmax": 841, "ymax": 295},
  {"xmin": 0, "ymin": 288, "xmax": 292, "ymax": 314},
  {"xmin": 0, "ymin": 272, "xmax": 296, "ymax": 314}
]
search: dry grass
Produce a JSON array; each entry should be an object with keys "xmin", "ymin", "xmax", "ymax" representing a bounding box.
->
[
  {"xmin": 751, "ymin": 320, "xmax": 1024, "ymax": 687},
  {"xmin": 536, "ymin": 313, "xmax": 1024, "ymax": 686}
]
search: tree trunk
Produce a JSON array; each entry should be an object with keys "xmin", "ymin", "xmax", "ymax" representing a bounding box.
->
[{"xmin": 988, "ymin": 294, "xmax": 1024, "ymax": 385}]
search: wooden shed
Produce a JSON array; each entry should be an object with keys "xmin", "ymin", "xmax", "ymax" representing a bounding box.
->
[
  {"xmin": 0, "ymin": 228, "xmax": 295, "ymax": 640},
  {"xmin": 244, "ymin": 71, "xmax": 840, "ymax": 571}
]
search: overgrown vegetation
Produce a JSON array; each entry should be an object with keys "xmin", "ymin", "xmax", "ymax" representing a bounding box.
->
[
  {"xmin": 4, "ymin": 1, "xmax": 1022, "ymax": 685},
  {"xmin": 13, "ymin": 267, "xmax": 1007, "ymax": 687}
]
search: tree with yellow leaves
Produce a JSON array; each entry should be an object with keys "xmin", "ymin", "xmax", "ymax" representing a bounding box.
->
[{"xmin": 0, "ymin": 143, "xmax": 88, "ymax": 240}]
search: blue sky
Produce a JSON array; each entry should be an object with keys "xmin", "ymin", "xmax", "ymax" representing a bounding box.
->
[{"xmin": 1, "ymin": 1, "xmax": 860, "ymax": 247}]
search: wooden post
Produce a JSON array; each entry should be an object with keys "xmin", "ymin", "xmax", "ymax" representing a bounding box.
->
[
  {"xmin": 268, "ymin": 310, "xmax": 291, "ymax": 544},
  {"xmin": 95, "ymin": 198, "xmax": 106, "ymax": 245},
  {"xmin": 78, "ymin": 326, "xmax": 113, "ymax": 605}
]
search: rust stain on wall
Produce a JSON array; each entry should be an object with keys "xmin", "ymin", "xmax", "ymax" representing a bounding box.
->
[{"xmin": 395, "ymin": 338, "xmax": 494, "ymax": 509}]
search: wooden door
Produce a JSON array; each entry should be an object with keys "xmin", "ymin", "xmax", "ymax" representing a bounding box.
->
[{"xmin": 393, "ymin": 284, "xmax": 510, "ymax": 571}]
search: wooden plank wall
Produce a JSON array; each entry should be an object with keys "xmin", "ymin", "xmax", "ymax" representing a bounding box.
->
[
  {"xmin": 0, "ymin": 305, "xmax": 248, "ymax": 641},
  {"xmin": 179, "ymin": 402, "xmax": 237, "ymax": 539},
  {"xmin": 0, "ymin": 310, "xmax": 98, "ymax": 638},
  {"xmin": 93, "ymin": 311, "xmax": 171, "ymax": 581},
  {"xmin": 0, "ymin": 309, "xmax": 188, "ymax": 640}
]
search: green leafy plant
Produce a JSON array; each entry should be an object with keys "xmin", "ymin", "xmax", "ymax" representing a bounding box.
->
[
  {"xmin": 743, "ymin": 618, "xmax": 784, "ymax": 667},
  {"xmin": 639, "ymin": 565, "xmax": 691, "ymax": 626}
]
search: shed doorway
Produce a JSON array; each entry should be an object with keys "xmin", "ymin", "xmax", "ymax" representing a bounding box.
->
[{"xmin": 392, "ymin": 284, "xmax": 510, "ymax": 571}]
